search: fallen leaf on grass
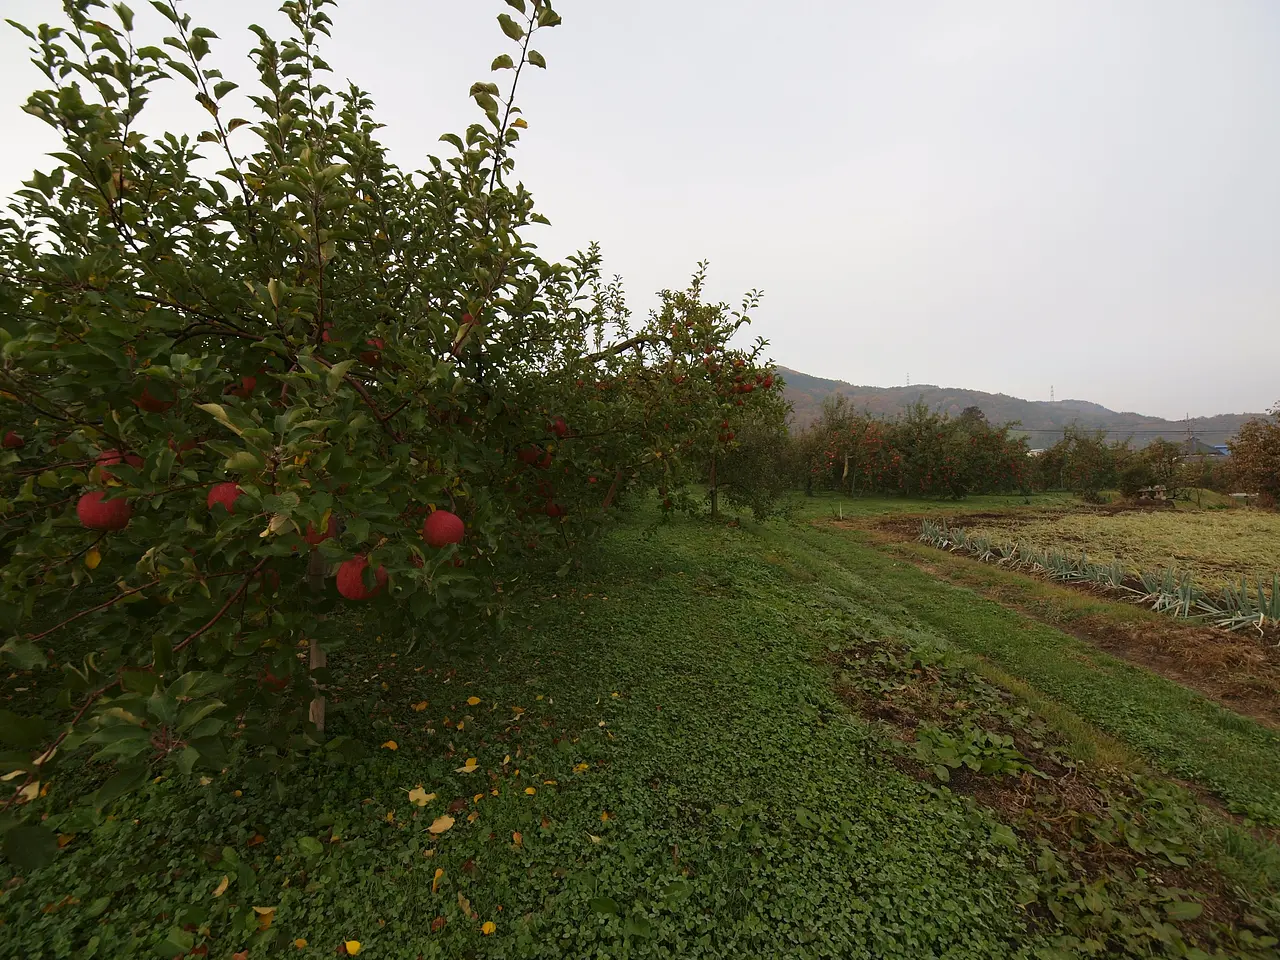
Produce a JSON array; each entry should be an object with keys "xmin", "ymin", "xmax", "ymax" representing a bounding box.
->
[
  {"xmin": 481, "ymin": 921, "xmax": 496, "ymax": 935},
  {"xmin": 600, "ymin": 811, "xmax": 612, "ymax": 822},
  {"xmin": 432, "ymin": 867, "xmax": 444, "ymax": 893},
  {"xmin": 431, "ymin": 917, "xmax": 447, "ymax": 932},
  {"xmin": 294, "ymin": 939, "xmax": 307, "ymax": 949},
  {"xmin": 466, "ymin": 696, "xmax": 481, "ymax": 706},
  {"xmin": 253, "ymin": 905, "xmax": 276, "ymax": 931},
  {"xmin": 212, "ymin": 875, "xmax": 229, "ymax": 898},
  {"xmin": 381, "ymin": 740, "xmax": 398, "ymax": 751},
  {"xmin": 411, "ymin": 701, "xmax": 428, "ymax": 712},
  {"xmin": 233, "ymin": 952, "xmax": 248, "ymax": 960},
  {"xmin": 428, "ymin": 815, "xmax": 455, "ymax": 835},
  {"xmin": 512, "ymin": 831, "xmax": 522, "ymax": 847},
  {"xmin": 407, "ymin": 786, "xmax": 435, "ymax": 807},
  {"xmin": 342, "ymin": 941, "xmax": 362, "ymax": 956},
  {"xmin": 454, "ymin": 758, "xmax": 479, "ymax": 774},
  {"xmin": 247, "ymin": 833, "xmax": 266, "ymax": 846},
  {"xmin": 524, "ymin": 787, "xmax": 536, "ymax": 796},
  {"xmin": 588, "ymin": 834, "xmax": 602, "ymax": 844},
  {"xmin": 573, "ymin": 763, "xmax": 589, "ymax": 774}
]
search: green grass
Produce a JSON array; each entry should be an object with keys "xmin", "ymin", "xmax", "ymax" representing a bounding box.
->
[
  {"xmin": 5, "ymin": 498, "xmax": 1279, "ymax": 959},
  {"xmin": 757, "ymin": 520, "xmax": 1280, "ymax": 822},
  {"xmin": 784, "ymin": 490, "xmax": 1075, "ymax": 523},
  {"xmin": 2, "ymin": 509, "xmax": 1044, "ymax": 959}
]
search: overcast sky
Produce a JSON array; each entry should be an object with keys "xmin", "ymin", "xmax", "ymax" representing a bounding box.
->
[{"xmin": 2, "ymin": 1, "xmax": 1277, "ymax": 420}]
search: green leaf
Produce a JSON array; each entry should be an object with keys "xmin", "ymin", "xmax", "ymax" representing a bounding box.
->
[
  {"xmin": 497, "ymin": 13, "xmax": 525, "ymax": 41},
  {"xmin": 589, "ymin": 896, "xmax": 619, "ymax": 915},
  {"xmin": 2, "ymin": 824, "xmax": 57, "ymax": 871},
  {"xmin": 297, "ymin": 836, "xmax": 324, "ymax": 857},
  {"xmin": 0, "ymin": 711, "xmax": 48, "ymax": 748},
  {"xmin": 326, "ymin": 359, "xmax": 356, "ymax": 393},
  {"xmin": 0, "ymin": 638, "xmax": 47, "ymax": 670},
  {"xmin": 527, "ymin": 49, "xmax": 546, "ymax": 69},
  {"xmin": 503, "ymin": 0, "xmax": 526, "ymax": 12},
  {"xmin": 537, "ymin": 6, "xmax": 562, "ymax": 27},
  {"xmin": 225, "ymin": 450, "xmax": 263, "ymax": 472},
  {"xmin": 491, "ymin": 54, "xmax": 514, "ymax": 71},
  {"xmin": 212, "ymin": 80, "xmax": 238, "ymax": 99},
  {"xmin": 114, "ymin": 3, "xmax": 135, "ymax": 31},
  {"xmin": 624, "ymin": 914, "xmax": 653, "ymax": 938},
  {"xmin": 1164, "ymin": 900, "xmax": 1204, "ymax": 921}
]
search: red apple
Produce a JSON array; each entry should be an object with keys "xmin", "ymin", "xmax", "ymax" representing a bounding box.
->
[
  {"xmin": 96, "ymin": 448, "xmax": 144, "ymax": 478},
  {"xmin": 133, "ymin": 384, "xmax": 175, "ymax": 413},
  {"xmin": 360, "ymin": 338, "xmax": 385, "ymax": 365},
  {"xmin": 537, "ymin": 452, "xmax": 553, "ymax": 470},
  {"xmin": 224, "ymin": 376, "xmax": 257, "ymax": 399},
  {"xmin": 422, "ymin": 509, "xmax": 465, "ymax": 548},
  {"xmin": 2, "ymin": 431, "xmax": 24, "ymax": 449},
  {"xmin": 77, "ymin": 491, "xmax": 132, "ymax": 530},
  {"xmin": 258, "ymin": 667, "xmax": 288, "ymax": 692},
  {"xmin": 544, "ymin": 500, "xmax": 566, "ymax": 519},
  {"xmin": 550, "ymin": 417, "xmax": 568, "ymax": 438},
  {"xmin": 207, "ymin": 482, "xmax": 243, "ymax": 513},
  {"xmin": 304, "ymin": 514, "xmax": 336, "ymax": 547},
  {"xmin": 336, "ymin": 555, "xmax": 387, "ymax": 600}
]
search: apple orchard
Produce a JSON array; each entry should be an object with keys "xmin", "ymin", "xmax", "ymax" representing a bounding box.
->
[{"xmin": 0, "ymin": 0, "xmax": 783, "ymax": 866}]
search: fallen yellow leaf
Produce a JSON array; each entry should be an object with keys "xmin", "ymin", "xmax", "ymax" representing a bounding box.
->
[
  {"xmin": 56, "ymin": 833, "xmax": 75, "ymax": 848},
  {"xmin": 588, "ymin": 834, "xmax": 603, "ymax": 844},
  {"xmin": 482, "ymin": 920, "xmax": 496, "ymax": 935},
  {"xmin": 573, "ymin": 762, "xmax": 589, "ymax": 774},
  {"xmin": 466, "ymin": 696, "xmax": 481, "ymax": 706},
  {"xmin": 455, "ymin": 758, "xmax": 479, "ymax": 774},
  {"xmin": 407, "ymin": 786, "xmax": 435, "ymax": 807},
  {"xmin": 428, "ymin": 815, "xmax": 455, "ymax": 835},
  {"xmin": 411, "ymin": 701, "xmax": 428, "ymax": 712},
  {"xmin": 432, "ymin": 867, "xmax": 444, "ymax": 893},
  {"xmin": 344, "ymin": 942, "xmax": 362, "ymax": 956},
  {"xmin": 294, "ymin": 939, "xmax": 307, "ymax": 949},
  {"xmin": 381, "ymin": 740, "xmax": 398, "ymax": 751},
  {"xmin": 524, "ymin": 787, "xmax": 537, "ymax": 796},
  {"xmin": 512, "ymin": 831, "xmax": 523, "ymax": 847},
  {"xmin": 248, "ymin": 833, "xmax": 266, "ymax": 846},
  {"xmin": 253, "ymin": 905, "xmax": 276, "ymax": 930},
  {"xmin": 212, "ymin": 875, "xmax": 229, "ymax": 898},
  {"xmin": 467, "ymin": 810, "xmax": 479, "ymax": 823},
  {"xmin": 600, "ymin": 811, "xmax": 611, "ymax": 822}
]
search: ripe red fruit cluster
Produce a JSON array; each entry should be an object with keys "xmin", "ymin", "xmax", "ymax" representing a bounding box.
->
[
  {"xmin": 422, "ymin": 509, "xmax": 465, "ymax": 548},
  {"xmin": 2, "ymin": 431, "xmax": 24, "ymax": 449},
  {"xmin": 207, "ymin": 482, "xmax": 243, "ymax": 513},
  {"xmin": 336, "ymin": 554, "xmax": 387, "ymax": 600},
  {"xmin": 76, "ymin": 491, "xmax": 132, "ymax": 530}
]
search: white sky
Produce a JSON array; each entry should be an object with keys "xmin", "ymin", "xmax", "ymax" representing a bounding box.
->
[{"xmin": 2, "ymin": 1, "xmax": 1277, "ymax": 420}]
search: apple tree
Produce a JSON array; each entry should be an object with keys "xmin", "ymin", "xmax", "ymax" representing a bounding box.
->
[{"xmin": 0, "ymin": 0, "xmax": 779, "ymax": 868}]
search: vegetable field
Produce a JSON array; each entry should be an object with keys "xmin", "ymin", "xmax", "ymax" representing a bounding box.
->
[{"xmin": 965, "ymin": 507, "xmax": 1280, "ymax": 588}]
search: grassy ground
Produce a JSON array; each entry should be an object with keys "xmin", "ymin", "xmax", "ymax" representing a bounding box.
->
[
  {"xmin": 759, "ymin": 518, "xmax": 1280, "ymax": 823},
  {"xmin": 964, "ymin": 507, "xmax": 1280, "ymax": 587},
  {"xmin": 3, "ymin": 495, "xmax": 1279, "ymax": 959}
]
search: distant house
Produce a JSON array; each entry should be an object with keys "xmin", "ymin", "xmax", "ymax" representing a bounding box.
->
[{"xmin": 1182, "ymin": 437, "xmax": 1228, "ymax": 457}]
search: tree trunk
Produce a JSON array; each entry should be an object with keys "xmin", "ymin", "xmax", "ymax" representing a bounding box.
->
[
  {"xmin": 709, "ymin": 455, "xmax": 719, "ymax": 518},
  {"xmin": 306, "ymin": 547, "xmax": 327, "ymax": 733}
]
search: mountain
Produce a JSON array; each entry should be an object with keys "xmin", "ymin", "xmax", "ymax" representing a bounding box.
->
[{"xmin": 779, "ymin": 368, "xmax": 1264, "ymax": 449}]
